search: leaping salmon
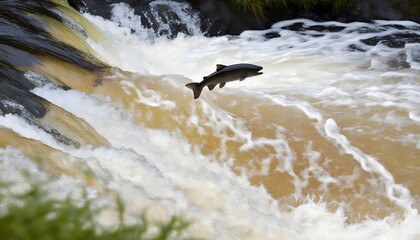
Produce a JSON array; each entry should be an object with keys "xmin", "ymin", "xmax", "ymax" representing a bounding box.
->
[{"xmin": 185, "ymin": 63, "xmax": 263, "ymax": 99}]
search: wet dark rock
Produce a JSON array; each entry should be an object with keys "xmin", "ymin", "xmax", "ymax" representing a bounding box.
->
[
  {"xmin": 188, "ymin": 0, "xmax": 264, "ymax": 36},
  {"xmin": 348, "ymin": 44, "xmax": 367, "ymax": 52},
  {"xmin": 310, "ymin": 34, "xmax": 325, "ymax": 38},
  {"xmin": 383, "ymin": 24, "xmax": 420, "ymax": 31},
  {"xmin": 282, "ymin": 22, "xmax": 305, "ymax": 31},
  {"xmin": 0, "ymin": 60, "xmax": 37, "ymax": 90},
  {"xmin": 264, "ymin": 32, "xmax": 281, "ymax": 39},
  {"xmin": 307, "ymin": 25, "xmax": 346, "ymax": 32},
  {"xmin": 0, "ymin": 81, "xmax": 47, "ymax": 120},
  {"xmin": 44, "ymin": 128, "xmax": 81, "ymax": 148},
  {"xmin": 386, "ymin": 51, "xmax": 411, "ymax": 70},
  {"xmin": 281, "ymin": 22, "xmax": 346, "ymax": 33},
  {"xmin": 384, "ymin": 24, "xmax": 411, "ymax": 30},
  {"xmin": 68, "ymin": 0, "xmax": 419, "ymax": 37},
  {"xmin": 352, "ymin": 27, "xmax": 387, "ymax": 34},
  {"xmin": 361, "ymin": 33, "xmax": 420, "ymax": 48},
  {"xmin": 67, "ymin": 0, "xmax": 85, "ymax": 11},
  {"xmin": 191, "ymin": 0, "xmax": 419, "ymax": 35},
  {"xmin": 349, "ymin": 23, "xmax": 419, "ymax": 35}
]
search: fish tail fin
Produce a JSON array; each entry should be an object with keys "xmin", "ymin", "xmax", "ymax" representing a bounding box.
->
[{"xmin": 185, "ymin": 83, "xmax": 202, "ymax": 99}]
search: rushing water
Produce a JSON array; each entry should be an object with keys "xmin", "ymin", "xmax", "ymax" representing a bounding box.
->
[{"xmin": 1, "ymin": 1, "xmax": 420, "ymax": 239}]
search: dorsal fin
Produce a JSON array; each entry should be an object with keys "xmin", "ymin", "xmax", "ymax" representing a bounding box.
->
[{"xmin": 216, "ymin": 64, "xmax": 226, "ymax": 71}]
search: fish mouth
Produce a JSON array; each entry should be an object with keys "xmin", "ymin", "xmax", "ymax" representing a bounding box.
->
[{"xmin": 256, "ymin": 66, "xmax": 263, "ymax": 75}]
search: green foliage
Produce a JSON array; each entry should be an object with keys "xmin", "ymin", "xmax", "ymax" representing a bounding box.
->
[
  {"xmin": 230, "ymin": 0, "xmax": 359, "ymax": 17},
  {"xmin": 231, "ymin": 0, "xmax": 286, "ymax": 17},
  {"xmin": 286, "ymin": 0, "xmax": 357, "ymax": 11},
  {"xmin": 402, "ymin": 0, "xmax": 420, "ymax": 16},
  {"xmin": 0, "ymin": 178, "xmax": 192, "ymax": 240}
]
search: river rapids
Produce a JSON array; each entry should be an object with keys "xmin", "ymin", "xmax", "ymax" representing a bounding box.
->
[{"xmin": 0, "ymin": 0, "xmax": 419, "ymax": 239}]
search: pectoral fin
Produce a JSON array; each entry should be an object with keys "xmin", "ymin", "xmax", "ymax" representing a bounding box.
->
[
  {"xmin": 219, "ymin": 82, "xmax": 226, "ymax": 88},
  {"xmin": 240, "ymin": 76, "xmax": 247, "ymax": 81},
  {"xmin": 208, "ymin": 84, "xmax": 217, "ymax": 91}
]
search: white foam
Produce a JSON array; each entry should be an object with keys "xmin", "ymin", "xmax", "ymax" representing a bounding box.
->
[
  {"xmin": 409, "ymin": 112, "xmax": 420, "ymax": 122},
  {"xmin": 4, "ymin": 75, "xmax": 420, "ymax": 240},
  {"xmin": 120, "ymin": 79, "xmax": 176, "ymax": 109},
  {"xmin": 28, "ymin": 85, "xmax": 300, "ymax": 238}
]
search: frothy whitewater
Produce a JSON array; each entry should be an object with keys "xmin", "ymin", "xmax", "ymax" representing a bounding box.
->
[{"xmin": 1, "ymin": 2, "xmax": 420, "ymax": 239}]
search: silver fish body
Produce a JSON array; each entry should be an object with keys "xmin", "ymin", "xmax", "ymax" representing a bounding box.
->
[{"xmin": 185, "ymin": 63, "xmax": 263, "ymax": 99}]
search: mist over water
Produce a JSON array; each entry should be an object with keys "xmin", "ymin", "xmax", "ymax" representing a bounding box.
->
[{"xmin": 1, "ymin": 1, "xmax": 420, "ymax": 239}]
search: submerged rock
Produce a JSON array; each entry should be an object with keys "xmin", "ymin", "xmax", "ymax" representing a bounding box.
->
[
  {"xmin": 361, "ymin": 33, "xmax": 420, "ymax": 48},
  {"xmin": 281, "ymin": 22, "xmax": 346, "ymax": 32},
  {"xmin": 264, "ymin": 31, "xmax": 281, "ymax": 39}
]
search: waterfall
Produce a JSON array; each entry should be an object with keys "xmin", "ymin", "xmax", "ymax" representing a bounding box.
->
[{"xmin": 1, "ymin": 1, "xmax": 420, "ymax": 239}]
